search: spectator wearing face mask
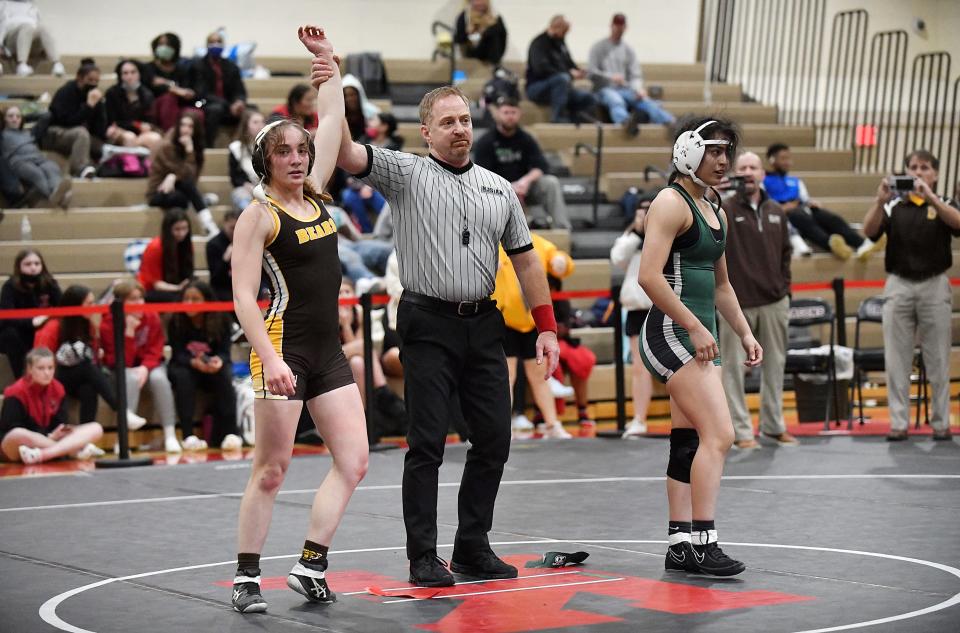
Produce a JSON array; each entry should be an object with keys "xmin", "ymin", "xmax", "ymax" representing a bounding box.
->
[
  {"xmin": 44, "ymin": 58, "xmax": 106, "ymax": 177},
  {"xmin": 104, "ymin": 60, "xmax": 163, "ymax": 153},
  {"xmin": 187, "ymin": 30, "xmax": 247, "ymax": 147},
  {"xmin": 143, "ymin": 32, "xmax": 197, "ymax": 132},
  {"xmin": 360, "ymin": 112, "xmax": 403, "ymax": 151}
]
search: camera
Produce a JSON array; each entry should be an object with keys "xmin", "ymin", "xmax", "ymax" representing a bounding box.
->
[
  {"xmin": 726, "ymin": 175, "xmax": 748, "ymax": 192},
  {"xmin": 887, "ymin": 174, "xmax": 916, "ymax": 193}
]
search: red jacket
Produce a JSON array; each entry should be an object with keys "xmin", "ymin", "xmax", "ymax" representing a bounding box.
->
[
  {"xmin": 137, "ymin": 237, "xmax": 163, "ymax": 292},
  {"xmin": 2, "ymin": 376, "xmax": 66, "ymax": 432},
  {"xmin": 271, "ymin": 104, "xmax": 319, "ymax": 132},
  {"xmin": 100, "ymin": 309, "xmax": 165, "ymax": 369}
]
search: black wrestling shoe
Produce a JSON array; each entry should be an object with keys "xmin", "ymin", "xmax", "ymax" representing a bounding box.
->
[
  {"xmin": 450, "ymin": 550, "xmax": 518, "ymax": 580},
  {"xmin": 664, "ymin": 541, "xmax": 700, "ymax": 573},
  {"xmin": 691, "ymin": 542, "xmax": 746, "ymax": 576},
  {"xmin": 287, "ymin": 562, "xmax": 337, "ymax": 603},
  {"xmin": 409, "ymin": 552, "xmax": 455, "ymax": 587},
  {"xmin": 232, "ymin": 575, "xmax": 268, "ymax": 613}
]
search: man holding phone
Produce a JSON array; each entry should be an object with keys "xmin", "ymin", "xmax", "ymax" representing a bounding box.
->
[{"xmin": 862, "ymin": 150, "xmax": 960, "ymax": 441}]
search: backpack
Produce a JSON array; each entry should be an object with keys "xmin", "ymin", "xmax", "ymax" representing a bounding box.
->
[
  {"xmin": 343, "ymin": 52, "xmax": 390, "ymax": 99},
  {"xmin": 97, "ymin": 153, "xmax": 150, "ymax": 178}
]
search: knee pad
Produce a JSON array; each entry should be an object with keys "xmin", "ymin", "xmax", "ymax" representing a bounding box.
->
[{"xmin": 667, "ymin": 428, "xmax": 699, "ymax": 483}]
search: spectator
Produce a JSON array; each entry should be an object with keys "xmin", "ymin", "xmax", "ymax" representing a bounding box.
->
[
  {"xmin": 341, "ymin": 177, "xmax": 388, "ymax": 234},
  {"xmin": 588, "ymin": 13, "xmax": 674, "ymax": 130},
  {"xmin": 453, "ymin": 0, "xmax": 507, "ymax": 67},
  {"xmin": 33, "ymin": 284, "xmax": 145, "ymax": 430},
  {"xmin": 0, "ymin": 249, "xmax": 61, "ymax": 377},
  {"xmin": 272, "ymin": 84, "xmax": 318, "ymax": 133},
  {"xmin": 100, "ymin": 279, "xmax": 181, "ymax": 452},
  {"xmin": 1, "ymin": 348, "xmax": 103, "ymax": 464},
  {"xmin": 342, "ymin": 74, "xmax": 379, "ymax": 141},
  {"xmin": 525, "ymin": 15, "xmax": 596, "ymax": 123},
  {"xmin": 862, "ymin": 150, "xmax": 960, "ymax": 442},
  {"xmin": 104, "ymin": 60, "xmax": 163, "ymax": 153},
  {"xmin": 206, "ymin": 209, "xmax": 240, "ymax": 302},
  {"xmin": 146, "ymin": 112, "xmax": 219, "ymax": 235},
  {"xmin": 187, "ymin": 30, "xmax": 247, "ymax": 147},
  {"xmin": 337, "ymin": 278, "xmax": 406, "ymax": 425},
  {"xmin": 550, "ymin": 278, "xmax": 597, "ymax": 434},
  {"xmin": 228, "ymin": 109, "xmax": 264, "ymax": 211},
  {"xmin": 328, "ymin": 204, "xmax": 392, "ymax": 293},
  {"xmin": 718, "ymin": 152, "xmax": 797, "ymax": 449},
  {"xmin": 0, "ymin": 0, "xmax": 64, "ymax": 77},
  {"xmin": 609, "ymin": 190, "xmax": 656, "ymax": 438},
  {"xmin": 1, "ymin": 105, "xmax": 71, "ymax": 208},
  {"xmin": 137, "ymin": 209, "xmax": 195, "ymax": 303},
  {"xmin": 167, "ymin": 281, "xmax": 242, "ymax": 451},
  {"xmin": 473, "ymin": 96, "xmax": 570, "ymax": 229},
  {"xmin": 143, "ymin": 32, "xmax": 196, "ymax": 132},
  {"xmin": 764, "ymin": 143, "xmax": 881, "ymax": 260},
  {"xmin": 361, "ymin": 112, "xmax": 403, "ymax": 151},
  {"xmin": 44, "ymin": 58, "xmax": 104, "ymax": 178},
  {"xmin": 491, "ymin": 233, "xmax": 574, "ymax": 438}
]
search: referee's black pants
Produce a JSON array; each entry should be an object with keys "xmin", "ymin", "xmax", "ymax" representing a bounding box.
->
[{"xmin": 396, "ymin": 300, "xmax": 512, "ymax": 561}]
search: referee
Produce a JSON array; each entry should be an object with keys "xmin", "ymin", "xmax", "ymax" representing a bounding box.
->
[{"xmin": 312, "ymin": 58, "xmax": 560, "ymax": 586}]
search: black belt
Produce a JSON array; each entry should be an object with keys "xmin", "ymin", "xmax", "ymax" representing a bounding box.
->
[{"xmin": 401, "ymin": 290, "xmax": 496, "ymax": 317}]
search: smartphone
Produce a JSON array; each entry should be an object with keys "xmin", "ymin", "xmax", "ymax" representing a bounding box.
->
[{"xmin": 887, "ymin": 174, "xmax": 916, "ymax": 193}]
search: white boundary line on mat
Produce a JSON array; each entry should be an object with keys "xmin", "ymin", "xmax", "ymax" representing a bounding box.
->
[{"xmin": 4, "ymin": 474, "xmax": 960, "ymax": 513}]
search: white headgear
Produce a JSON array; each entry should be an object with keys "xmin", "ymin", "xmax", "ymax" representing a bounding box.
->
[{"xmin": 672, "ymin": 120, "xmax": 730, "ymax": 186}]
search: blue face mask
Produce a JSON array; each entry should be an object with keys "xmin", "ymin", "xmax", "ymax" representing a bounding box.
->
[{"xmin": 207, "ymin": 45, "xmax": 224, "ymax": 58}]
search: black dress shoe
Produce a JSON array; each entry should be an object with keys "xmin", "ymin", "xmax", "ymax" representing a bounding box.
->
[
  {"xmin": 450, "ymin": 550, "xmax": 518, "ymax": 579},
  {"xmin": 409, "ymin": 552, "xmax": 454, "ymax": 587}
]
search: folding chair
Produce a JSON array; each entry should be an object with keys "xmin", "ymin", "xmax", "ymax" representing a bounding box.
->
[{"xmin": 784, "ymin": 298, "xmax": 841, "ymax": 430}]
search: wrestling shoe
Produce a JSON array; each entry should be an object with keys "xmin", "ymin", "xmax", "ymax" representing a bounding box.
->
[
  {"xmin": 664, "ymin": 541, "xmax": 700, "ymax": 573},
  {"xmin": 691, "ymin": 542, "xmax": 746, "ymax": 576},
  {"xmin": 287, "ymin": 562, "xmax": 337, "ymax": 603},
  {"xmin": 232, "ymin": 575, "xmax": 268, "ymax": 613},
  {"xmin": 409, "ymin": 552, "xmax": 455, "ymax": 587}
]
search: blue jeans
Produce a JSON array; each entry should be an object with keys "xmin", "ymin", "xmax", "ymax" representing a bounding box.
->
[
  {"xmin": 598, "ymin": 86, "xmax": 675, "ymax": 125},
  {"xmin": 526, "ymin": 72, "xmax": 597, "ymax": 123},
  {"xmin": 338, "ymin": 239, "xmax": 393, "ymax": 281}
]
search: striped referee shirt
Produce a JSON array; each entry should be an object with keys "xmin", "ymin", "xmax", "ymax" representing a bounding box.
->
[{"xmin": 357, "ymin": 144, "xmax": 533, "ymax": 301}]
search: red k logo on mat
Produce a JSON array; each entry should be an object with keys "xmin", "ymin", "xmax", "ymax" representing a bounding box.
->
[{"xmin": 219, "ymin": 555, "xmax": 813, "ymax": 633}]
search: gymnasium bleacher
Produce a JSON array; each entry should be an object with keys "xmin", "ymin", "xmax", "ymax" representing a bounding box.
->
[{"xmin": 2, "ymin": 45, "xmax": 959, "ymax": 444}]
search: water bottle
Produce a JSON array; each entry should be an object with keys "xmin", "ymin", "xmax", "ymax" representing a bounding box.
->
[{"xmin": 21, "ymin": 216, "xmax": 32, "ymax": 241}]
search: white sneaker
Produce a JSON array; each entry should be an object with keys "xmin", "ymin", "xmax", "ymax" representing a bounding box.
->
[
  {"xmin": 78, "ymin": 165, "xmax": 97, "ymax": 179},
  {"xmin": 355, "ymin": 276, "xmax": 385, "ymax": 296},
  {"xmin": 16, "ymin": 62, "xmax": 33, "ymax": 77},
  {"xmin": 511, "ymin": 414, "xmax": 535, "ymax": 431},
  {"xmin": 790, "ymin": 233, "xmax": 813, "ymax": 257},
  {"xmin": 203, "ymin": 192, "xmax": 220, "ymax": 207},
  {"xmin": 541, "ymin": 423, "xmax": 573, "ymax": 439},
  {"xmin": 126, "ymin": 410, "xmax": 147, "ymax": 431},
  {"xmin": 76, "ymin": 443, "xmax": 105, "ymax": 460},
  {"xmin": 197, "ymin": 208, "xmax": 220, "ymax": 236},
  {"xmin": 220, "ymin": 433, "xmax": 243, "ymax": 451},
  {"xmin": 182, "ymin": 435, "xmax": 208, "ymax": 451},
  {"xmin": 164, "ymin": 436, "xmax": 183, "ymax": 453},
  {"xmin": 19, "ymin": 445, "xmax": 42, "ymax": 464},
  {"xmin": 622, "ymin": 418, "xmax": 648, "ymax": 439},
  {"xmin": 51, "ymin": 61, "xmax": 65, "ymax": 76},
  {"xmin": 547, "ymin": 377, "xmax": 574, "ymax": 398}
]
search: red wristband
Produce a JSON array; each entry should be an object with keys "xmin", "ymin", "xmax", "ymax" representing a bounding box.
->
[{"xmin": 531, "ymin": 304, "xmax": 557, "ymax": 334}]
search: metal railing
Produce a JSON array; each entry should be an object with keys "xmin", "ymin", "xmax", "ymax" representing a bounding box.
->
[{"xmin": 703, "ymin": 0, "xmax": 960, "ymax": 196}]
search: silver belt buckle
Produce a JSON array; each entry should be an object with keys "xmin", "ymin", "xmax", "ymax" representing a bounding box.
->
[{"xmin": 457, "ymin": 301, "xmax": 479, "ymax": 316}]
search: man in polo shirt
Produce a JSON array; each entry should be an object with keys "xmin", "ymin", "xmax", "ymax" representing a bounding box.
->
[
  {"xmin": 718, "ymin": 152, "xmax": 797, "ymax": 449},
  {"xmin": 862, "ymin": 149, "xmax": 960, "ymax": 442},
  {"xmin": 472, "ymin": 96, "xmax": 571, "ymax": 229},
  {"xmin": 312, "ymin": 56, "xmax": 561, "ymax": 586}
]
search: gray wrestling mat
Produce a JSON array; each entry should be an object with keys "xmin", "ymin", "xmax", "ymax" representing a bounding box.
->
[{"xmin": 2, "ymin": 435, "xmax": 958, "ymax": 632}]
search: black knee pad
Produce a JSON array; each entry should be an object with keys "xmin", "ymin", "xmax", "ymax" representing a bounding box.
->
[{"xmin": 667, "ymin": 428, "xmax": 699, "ymax": 483}]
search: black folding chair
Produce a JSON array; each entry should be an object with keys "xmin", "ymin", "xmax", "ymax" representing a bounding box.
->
[
  {"xmin": 784, "ymin": 298, "xmax": 841, "ymax": 430},
  {"xmin": 849, "ymin": 295, "xmax": 928, "ymax": 427}
]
